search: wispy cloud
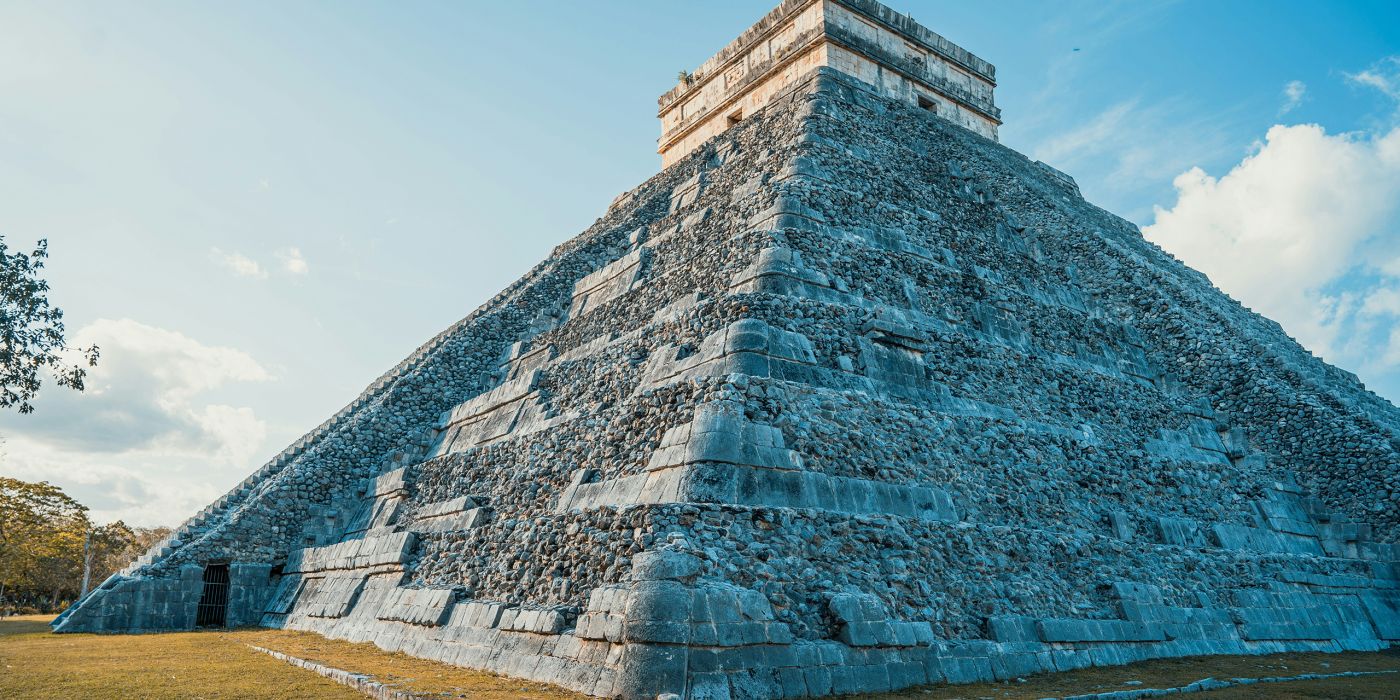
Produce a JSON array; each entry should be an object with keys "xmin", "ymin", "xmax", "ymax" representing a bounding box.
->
[
  {"xmin": 277, "ymin": 247, "xmax": 309, "ymax": 275},
  {"xmin": 211, "ymin": 248, "xmax": 267, "ymax": 279},
  {"xmin": 1280, "ymin": 80, "xmax": 1307, "ymax": 115},
  {"xmin": 1029, "ymin": 97, "xmax": 1241, "ymax": 221},
  {"xmin": 1032, "ymin": 100, "xmax": 1139, "ymax": 164},
  {"xmin": 1348, "ymin": 56, "xmax": 1400, "ymax": 102}
]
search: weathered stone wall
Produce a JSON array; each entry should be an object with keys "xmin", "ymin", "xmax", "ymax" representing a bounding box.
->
[{"xmin": 57, "ymin": 64, "xmax": 1400, "ymax": 700}]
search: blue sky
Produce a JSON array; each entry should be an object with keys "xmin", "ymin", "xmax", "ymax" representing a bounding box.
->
[{"xmin": 2, "ymin": 0, "xmax": 1399, "ymax": 525}]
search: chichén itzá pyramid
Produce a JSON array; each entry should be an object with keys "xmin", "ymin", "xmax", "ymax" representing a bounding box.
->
[{"xmin": 54, "ymin": 1, "xmax": 1400, "ymax": 698}]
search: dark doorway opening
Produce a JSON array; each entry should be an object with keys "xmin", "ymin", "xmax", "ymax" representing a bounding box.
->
[
  {"xmin": 195, "ymin": 563, "xmax": 230, "ymax": 627},
  {"xmin": 917, "ymin": 95, "xmax": 938, "ymax": 113}
]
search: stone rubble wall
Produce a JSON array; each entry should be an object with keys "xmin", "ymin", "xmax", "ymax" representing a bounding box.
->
[
  {"xmin": 51, "ymin": 84, "xmax": 726, "ymax": 634},
  {"xmin": 54, "ymin": 65, "xmax": 1400, "ymax": 700}
]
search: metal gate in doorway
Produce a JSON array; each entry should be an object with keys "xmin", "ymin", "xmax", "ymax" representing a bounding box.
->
[{"xmin": 195, "ymin": 563, "xmax": 230, "ymax": 627}]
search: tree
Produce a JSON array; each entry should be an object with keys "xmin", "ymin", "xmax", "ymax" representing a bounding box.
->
[
  {"xmin": 0, "ymin": 478, "xmax": 166, "ymax": 613},
  {"xmin": 0, "ymin": 477, "xmax": 89, "ymax": 611},
  {"xmin": 0, "ymin": 237, "xmax": 99, "ymax": 414},
  {"xmin": 83, "ymin": 521, "xmax": 160, "ymax": 593}
]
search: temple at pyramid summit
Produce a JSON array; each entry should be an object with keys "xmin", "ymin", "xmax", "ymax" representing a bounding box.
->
[
  {"xmin": 55, "ymin": 1, "xmax": 1400, "ymax": 698},
  {"xmin": 657, "ymin": 0, "xmax": 1000, "ymax": 166}
]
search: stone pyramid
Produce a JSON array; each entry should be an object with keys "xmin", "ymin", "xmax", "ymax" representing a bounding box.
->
[{"xmin": 57, "ymin": 2, "xmax": 1400, "ymax": 699}]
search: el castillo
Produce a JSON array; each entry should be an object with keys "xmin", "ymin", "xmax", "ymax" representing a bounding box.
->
[{"xmin": 16, "ymin": 1, "xmax": 1400, "ymax": 698}]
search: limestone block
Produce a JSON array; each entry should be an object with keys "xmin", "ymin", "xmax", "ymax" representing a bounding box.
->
[
  {"xmin": 987, "ymin": 616, "xmax": 1039, "ymax": 643},
  {"xmin": 862, "ymin": 310, "xmax": 930, "ymax": 352},
  {"xmin": 413, "ymin": 497, "xmax": 491, "ymax": 533},
  {"xmin": 1111, "ymin": 581, "xmax": 1165, "ymax": 605},
  {"xmin": 747, "ymin": 194, "xmax": 827, "ymax": 231},
  {"xmin": 730, "ymin": 245, "xmax": 831, "ymax": 293},
  {"xmin": 630, "ymin": 551, "xmax": 702, "ymax": 582},
  {"xmin": 681, "ymin": 207, "xmax": 712, "ymax": 230},
  {"xmin": 859, "ymin": 338, "xmax": 927, "ymax": 389},
  {"xmin": 1108, "ymin": 511, "xmax": 1135, "ymax": 541},
  {"xmin": 1184, "ymin": 420, "xmax": 1227, "ymax": 453},
  {"xmin": 364, "ymin": 467, "xmax": 409, "ymax": 498},
  {"xmin": 1154, "ymin": 517, "xmax": 1208, "ymax": 547},
  {"xmin": 1255, "ymin": 491, "xmax": 1320, "ymax": 537},
  {"xmin": 1211, "ymin": 523, "xmax": 1323, "ymax": 556},
  {"xmin": 264, "ymin": 574, "xmax": 306, "ymax": 615},
  {"xmin": 502, "ymin": 608, "xmax": 568, "ymax": 635},
  {"xmin": 295, "ymin": 574, "xmax": 369, "ymax": 619},
  {"xmin": 638, "ymin": 319, "xmax": 817, "ymax": 390},
  {"xmin": 668, "ymin": 172, "xmax": 706, "ymax": 214},
  {"xmin": 377, "ymin": 587, "xmax": 455, "ymax": 627},
  {"xmin": 455, "ymin": 600, "xmax": 512, "ymax": 629},
  {"xmin": 285, "ymin": 531, "xmax": 416, "ymax": 574},
  {"xmin": 571, "ymin": 249, "xmax": 650, "ymax": 318},
  {"xmin": 971, "ymin": 302, "xmax": 1029, "ymax": 348},
  {"xmin": 1145, "ymin": 430, "xmax": 1231, "ymax": 466},
  {"xmin": 1221, "ymin": 426, "xmax": 1250, "ymax": 458},
  {"xmin": 1036, "ymin": 619, "xmax": 1165, "ymax": 643},
  {"xmin": 625, "ymin": 581, "xmax": 692, "ymax": 623},
  {"xmin": 645, "ymin": 402, "xmax": 801, "ymax": 472},
  {"xmin": 615, "ymin": 644, "xmax": 687, "ymax": 700},
  {"xmin": 776, "ymin": 154, "xmax": 833, "ymax": 183},
  {"xmin": 829, "ymin": 592, "xmax": 887, "ymax": 624},
  {"xmin": 1359, "ymin": 593, "xmax": 1400, "ymax": 640},
  {"xmin": 497, "ymin": 341, "xmax": 557, "ymax": 382}
]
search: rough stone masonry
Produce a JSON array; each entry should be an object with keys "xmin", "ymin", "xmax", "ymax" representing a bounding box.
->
[{"xmin": 54, "ymin": 2, "xmax": 1400, "ymax": 698}]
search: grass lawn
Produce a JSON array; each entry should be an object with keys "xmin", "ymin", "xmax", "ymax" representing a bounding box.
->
[
  {"xmin": 0, "ymin": 615, "xmax": 580, "ymax": 699},
  {"xmin": 3, "ymin": 614, "xmax": 1398, "ymax": 699}
]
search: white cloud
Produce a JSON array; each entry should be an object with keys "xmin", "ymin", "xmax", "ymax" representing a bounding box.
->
[
  {"xmin": 0, "ymin": 319, "xmax": 273, "ymax": 525},
  {"xmin": 277, "ymin": 247, "xmax": 309, "ymax": 275},
  {"xmin": 1144, "ymin": 121, "xmax": 1400, "ymax": 376},
  {"xmin": 1385, "ymin": 327, "xmax": 1400, "ymax": 367},
  {"xmin": 1362, "ymin": 286, "xmax": 1400, "ymax": 318},
  {"xmin": 1281, "ymin": 80, "xmax": 1307, "ymax": 115},
  {"xmin": 1348, "ymin": 56, "xmax": 1400, "ymax": 102},
  {"xmin": 211, "ymin": 247, "xmax": 267, "ymax": 278}
]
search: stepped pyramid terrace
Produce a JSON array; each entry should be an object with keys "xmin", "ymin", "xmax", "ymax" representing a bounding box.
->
[{"xmin": 54, "ymin": 1, "xmax": 1400, "ymax": 698}]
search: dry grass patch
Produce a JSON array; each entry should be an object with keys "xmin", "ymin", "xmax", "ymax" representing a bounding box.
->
[
  {"xmin": 0, "ymin": 615, "xmax": 53, "ymax": 637},
  {"xmin": 867, "ymin": 648, "xmax": 1400, "ymax": 699},
  {"xmin": 0, "ymin": 616, "xmax": 360, "ymax": 699},
  {"xmin": 0, "ymin": 616, "xmax": 584, "ymax": 699},
  {"xmin": 238, "ymin": 627, "xmax": 585, "ymax": 699}
]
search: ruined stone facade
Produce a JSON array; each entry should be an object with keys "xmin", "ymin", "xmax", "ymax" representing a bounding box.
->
[
  {"xmin": 54, "ymin": 4, "xmax": 1400, "ymax": 699},
  {"xmin": 659, "ymin": 0, "xmax": 999, "ymax": 166}
]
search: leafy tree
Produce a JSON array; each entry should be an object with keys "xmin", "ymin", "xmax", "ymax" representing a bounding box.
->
[
  {"xmin": 0, "ymin": 477, "xmax": 89, "ymax": 611},
  {"xmin": 0, "ymin": 238, "xmax": 99, "ymax": 414},
  {"xmin": 0, "ymin": 478, "xmax": 163, "ymax": 613},
  {"xmin": 125, "ymin": 525, "xmax": 173, "ymax": 562},
  {"xmin": 83, "ymin": 522, "xmax": 168, "ymax": 592}
]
